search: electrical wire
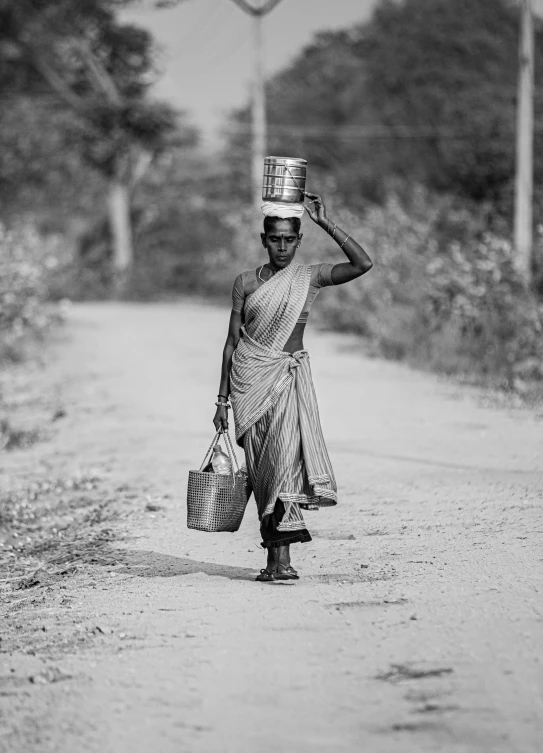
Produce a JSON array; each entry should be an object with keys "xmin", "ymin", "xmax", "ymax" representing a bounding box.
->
[
  {"xmin": 170, "ymin": 0, "xmax": 230, "ymax": 62},
  {"xmin": 221, "ymin": 119, "xmax": 543, "ymax": 140},
  {"xmin": 171, "ymin": 0, "xmax": 220, "ymax": 53},
  {"xmin": 205, "ymin": 30, "xmax": 251, "ymax": 69}
]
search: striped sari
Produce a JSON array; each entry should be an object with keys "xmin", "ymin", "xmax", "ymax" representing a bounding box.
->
[{"xmin": 230, "ymin": 262, "xmax": 337, "ymax": 548}]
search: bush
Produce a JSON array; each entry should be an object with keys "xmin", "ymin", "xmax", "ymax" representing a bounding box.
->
[
  {"xmin": 422, "ymin": 234, "xmax": 543, "ymax": 389},
  {"xmin": 310, "ymin": 188, "xmax": 543, "ymax": 391},
  {"xmin": 56, "ymin": 180, "xmax": 543, "ymax": 395},
  {"xmin": 207, "ymin": 187, "xmax": 543, "ymax": 393},
  {"xmin": 0, "ymin": 224, "xmax": 62, "ymax": 361}
]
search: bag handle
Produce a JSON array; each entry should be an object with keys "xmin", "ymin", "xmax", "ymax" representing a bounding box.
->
[
  {"xmin": 222, "ymin": 429, "xmax": 240, "ymax": 474},
  {"xmin": 198, "ymin": 428, "xmax": 240, "ymax": 475},
  {"xmin": 198, "ymin": 429, "xmax": 222, "ymax": 472}
]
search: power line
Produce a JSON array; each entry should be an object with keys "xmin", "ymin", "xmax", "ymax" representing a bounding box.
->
[
  {"xmin": 170, "ymin": 0, "xmax": 229, "ymax": 62},
  {"xmin": 222, "ymin": 122, "xmax": 543, "ymax": 140},
  {"xmin": 170, "ymin": 1, "xmax": 222, "ymax": 57}
]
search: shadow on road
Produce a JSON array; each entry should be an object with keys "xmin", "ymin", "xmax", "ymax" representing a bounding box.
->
[
  {"xmin": 89, "ymin": 547, "xmax": 257, "ymax": 581},
  {"xmin": 77, "ymin": 545, "xmax": 394, "ymax": 585}
]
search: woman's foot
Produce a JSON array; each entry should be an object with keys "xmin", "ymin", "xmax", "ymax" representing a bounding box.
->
[
  {"xmin": 255, "ymin": 547, "xmax": 281, "ymax": 582},
  {"xmin": 255, "ymin": 568, "xmax": 275, "ymax": 582},
  {"xmin": 266, "ymin": 545, "xmax": 299, "ymax": 580},
  {"xmin": 274, "ymin": 564, "xmax": 299, "ymax": 580}
]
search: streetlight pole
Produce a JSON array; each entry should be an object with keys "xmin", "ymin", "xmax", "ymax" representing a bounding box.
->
[
  {"xmin": 514, "ymin": 0, "xmax": 534, "ymax": 282},
  {"xmin": 252, "ymin": 10, "xmax": 266, "ymax": 212},
  {"xmin": 230, "ymin": 0, "xmax": 284, "ymax": 210}
]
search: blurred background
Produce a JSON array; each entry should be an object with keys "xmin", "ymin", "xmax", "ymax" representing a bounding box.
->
[{"xmin": 2, "ymin": 0, "xmax": 543, "ymax": 396}]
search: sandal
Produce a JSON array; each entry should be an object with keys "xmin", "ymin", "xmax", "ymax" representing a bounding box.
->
[
  {"xmin": 274, "ymin": 564, "xmax": 299, "ymax": 580},
  {"xmin": 255, "ymin": 568, "xmax": 275, "ymax": 582}
]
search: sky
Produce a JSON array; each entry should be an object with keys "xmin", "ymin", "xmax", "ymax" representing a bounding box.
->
[{"xmin": 121, "ymin": 0, "xmax": 378, "ymax": 145}]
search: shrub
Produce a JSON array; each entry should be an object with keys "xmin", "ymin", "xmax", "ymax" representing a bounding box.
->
[
  {"xmin": 0, "ymin": 224, "xmax": 62, "ymax": 361},
  {"xmin": 214, "ymin": 187, "xmax": 543, "ymax": 393},
  {"xmin": 309, "ymin": 188, "xmax": 543, "ymax": 390}
]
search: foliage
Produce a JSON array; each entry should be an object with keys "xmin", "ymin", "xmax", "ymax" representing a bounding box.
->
[
  {"xmin": 196, "ymin": 187, "xmax": 543, "ymax": 392},
  {"xmin": 0, "ymin": 97, "xmax": 103, "ymax": 217},
  {"xmin": 44, "ymin": 147, "xmax": 226, "ymax": 300},
  {"xmin": 312, "ymin": 189, "xmax": 543, "ymax": 390},
  {"xmin": 0, "ymin": 0, "xmax": 183, "ymax": 206},
  {"xmin": 0, "ymin": 224, "xmax": 63, "ymax": 361},
  {"xmin": 213, "ymin": 0, "xmax": 543, "ymax": 395},
  {"xmin": 1, "ymin": 0, "xmax": 541, "ymax": 401},
  {"xmin": 225, "ymin": 0, "xmax": 543, "ymax": 218},
  {"xmin": 0, "ymin": 0, "xmax": 196, "ymax": 295}
]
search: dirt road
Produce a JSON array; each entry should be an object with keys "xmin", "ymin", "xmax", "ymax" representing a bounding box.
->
[{"xmin": 2, "ymin": 301, "xmax": 543, "ymax": 753}]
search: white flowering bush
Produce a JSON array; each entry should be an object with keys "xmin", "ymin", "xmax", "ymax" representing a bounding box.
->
[
  {"xmin": 311, "ymin": 190, "xmax": 543, "ymax": 391},
  {"xmin": 0, "ymin": 224, "xmax": 62, "ymax": 360},
  {"xmin": 211, "ymin": 188, "xmax": 543, "ymax": 393}
]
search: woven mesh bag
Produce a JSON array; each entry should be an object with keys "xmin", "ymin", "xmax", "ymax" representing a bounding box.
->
[{"xmin": 187, "ymin": 430, "xmax": 251, "ymax": 532}]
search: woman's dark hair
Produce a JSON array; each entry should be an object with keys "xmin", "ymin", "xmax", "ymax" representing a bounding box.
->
[{"xmin": 263, "ymin": 216, "xmax": 301, "ymax": 235}]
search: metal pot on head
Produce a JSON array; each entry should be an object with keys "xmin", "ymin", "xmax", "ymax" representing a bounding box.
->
[{"xmin": 262, "ymin": 156, "xmax": 307, "ymax": 204}]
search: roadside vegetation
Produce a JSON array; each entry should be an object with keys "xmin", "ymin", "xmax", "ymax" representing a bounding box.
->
[
  {"xmin": 1, "ymin": 0, "xmax": 543, "ymax": 398},
  {"xmin": 0, "ymin": 225, "xmax": 62, "ymax": 364}
]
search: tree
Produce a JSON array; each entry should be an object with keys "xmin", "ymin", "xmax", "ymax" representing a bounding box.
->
[
  {"xmin": 0, "ymin": 0, "xmax": 184, "ymax": 288},
  {"xmin": 226, "ymin": 0, "xmax": 543, "ymax": 218}
]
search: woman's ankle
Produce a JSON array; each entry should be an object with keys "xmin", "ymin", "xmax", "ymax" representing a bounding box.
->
[
  {"xmin": 266, "ymin": 545, "xmax": 292, "ymax": 569},
  {"xmin": 266, "ymin": 548, "xmax": 277, "ymax": 569}
]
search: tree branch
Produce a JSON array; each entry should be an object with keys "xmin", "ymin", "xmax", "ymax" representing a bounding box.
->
[
  {"xmin": 229, "ymin": 0, "xmax": 283, "ymax": 16},
  {"xmin": 130, "ymin": 148, "xmax": 153, "ymax": 187},
  {"xmin": 229, "ymin": 0, "xmax": 259, "ymax": 16},
  {"xmin": 76, "ymin": 40, "xmax": 122, "ymax": 108},
  {"xmin": 30, "ymin": 51, "xmax": 88, "ymax": 116},
  {"xmin": 260, "ymin": 0, "xmax": 284, "ymax": 15}
]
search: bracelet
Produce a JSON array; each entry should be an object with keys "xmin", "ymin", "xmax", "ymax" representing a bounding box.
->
[
  {"xmin": 340, "ymin": 234, "xmax": 351, "ymax": 249},
  {"xmin": 217, "ymin": 394, "xmax": 228, "ymax": 400},
  {"xmin": 326, "ymin": 219, "xmax": 337, "ymax": 239},
  {"xmin": 215, "ymin": 401, "xmax": 231, "ymax": 409}
]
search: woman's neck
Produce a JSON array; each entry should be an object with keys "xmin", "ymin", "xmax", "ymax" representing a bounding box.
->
[{"xmin": 265, "ymin": 260, "xmax": 292, "ymax": 275}]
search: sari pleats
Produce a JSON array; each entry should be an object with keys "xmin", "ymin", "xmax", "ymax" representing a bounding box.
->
[{"xmin": 230, "ymin": 263, "xmax": 337, "ymax": 543}]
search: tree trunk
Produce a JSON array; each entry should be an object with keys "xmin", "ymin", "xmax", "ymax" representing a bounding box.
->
[{"xmin": 107, "ymin": 179, "xmax": 133, "ymax": 294}]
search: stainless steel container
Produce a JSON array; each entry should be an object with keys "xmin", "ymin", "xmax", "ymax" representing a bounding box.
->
[{"xmin": 262, "ymin": 156, "xmax": 307, "ymax": 203}]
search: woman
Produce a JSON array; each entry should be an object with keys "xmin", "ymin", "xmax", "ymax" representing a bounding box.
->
[{"xmin": 213, "ymin": 191, "xmax": 372, "ymax": 582}]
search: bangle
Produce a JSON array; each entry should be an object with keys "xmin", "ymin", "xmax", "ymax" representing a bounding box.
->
[
  {"xmin": 215, "ymin": 401, "xmax": 231, "ymax": 409},
  {"xmin": 340, "ymin": 235, "xmax": 351, "ymax": 249},
  {"xmin": 218, "ymin": 394, "xmax": 228, "ymax": 398},
  {"xmin": 328, "ymin": 220, "xmax": 337, "ymax": 239}
]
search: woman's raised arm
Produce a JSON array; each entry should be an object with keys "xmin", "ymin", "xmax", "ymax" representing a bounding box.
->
[{"xmin": 304, "ymin": 191, "xmax": 373, "ymax": 285}]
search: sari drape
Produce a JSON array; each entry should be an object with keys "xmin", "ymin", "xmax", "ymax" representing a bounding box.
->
[{"xmin": 230, "ymin": 262, "xmax": 337, "ymax": 540}]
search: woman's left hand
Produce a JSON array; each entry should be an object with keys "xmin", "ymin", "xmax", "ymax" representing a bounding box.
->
[{"xmin": 304, "ymin": 191, "xmax": 327, "ymax": 225}]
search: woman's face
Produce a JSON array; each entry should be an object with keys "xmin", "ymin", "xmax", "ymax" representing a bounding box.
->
[{"xmin": 261, "ymin": 220, "xmax": 302, "ymax": 269}]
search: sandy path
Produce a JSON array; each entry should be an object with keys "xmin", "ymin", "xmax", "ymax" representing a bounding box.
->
[{"xmin": 2, "ymin": 301, "xmax": 542, "ymax": 753}]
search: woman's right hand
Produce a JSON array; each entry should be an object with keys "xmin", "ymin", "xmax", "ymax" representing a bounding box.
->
[
  {"xmin": 213, "ymin": 405, "xmax": 229, "ymax": 432},
  {"xmin": 303, "ymin": 191, "xmax": 328, "ymax": 225}
]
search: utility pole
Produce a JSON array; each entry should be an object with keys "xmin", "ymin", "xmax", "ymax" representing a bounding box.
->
[
  {"xmin": 514, "ymin": 0, "xmax": 534, "ymax": 282},
  {"xmin": 230, "ymin": 0, "xmax": 284, "ymax": 210}
]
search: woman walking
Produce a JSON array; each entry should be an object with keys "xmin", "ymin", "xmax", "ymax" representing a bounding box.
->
[{"xmin": 213, "ymin": 191, "xmax": 372, "ymax": 581}]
